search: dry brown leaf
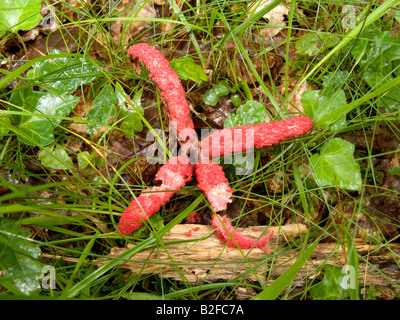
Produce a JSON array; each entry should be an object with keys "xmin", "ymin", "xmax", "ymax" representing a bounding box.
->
[
  {"xmin": 248, "ymin": 0, "xmax": 289, "ymax": 39},
  {"xmin": 277, "ymin": 79, "xmax": 309, "ymax": 116}
]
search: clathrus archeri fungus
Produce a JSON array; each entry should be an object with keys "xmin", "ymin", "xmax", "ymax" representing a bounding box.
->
[{"xmin": 118, "ymin": 43, "xmax": 313, "ymax": 250}]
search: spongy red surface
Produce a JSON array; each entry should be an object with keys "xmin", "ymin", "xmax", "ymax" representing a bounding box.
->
[
  {"xmin": 200, "ymin": 117, "xmax": 313, "ymax": 158},
  {"xmin": 195, "ymin": 160, "xmax": 233, "ymax": 212},
  {"xmin": 211, "ymin": 214, "xmax": 273, "ymax": 250},
  {"xmin": 128, "ymin": 44, "xmax": 194, "ymax": 136},
  {"xmin": 118, "ymin": 156, "xmax": 194, "ymax": 235}
]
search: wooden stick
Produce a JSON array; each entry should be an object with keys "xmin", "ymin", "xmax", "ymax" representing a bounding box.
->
[{"xmin": 97, "ymin": 223, "xmax": 400, "ymax": 287}]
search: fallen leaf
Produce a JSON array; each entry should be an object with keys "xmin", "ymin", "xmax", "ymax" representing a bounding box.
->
[{"xmin": 248, "ymin": 0, "xmax": 289, "ymax": 39}]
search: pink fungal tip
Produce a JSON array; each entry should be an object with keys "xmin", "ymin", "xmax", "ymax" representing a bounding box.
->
[
  {"xmin": 201, "ymin": 117, "xmax": 313, "ymax": 158},
  {"xmin": 211, "ymin": 214, "xmax": 273, "ymax": 251},
  {"xmin": 128, "ymin": 43, "xmax": 194, "ymax": 138},
  {"xmin": 117, "ymin": 156, "xmax": 193, "ymax": 235},
  {"xmin": 195, "ymin": 160, "xmax": 233, "ymax": 212}
]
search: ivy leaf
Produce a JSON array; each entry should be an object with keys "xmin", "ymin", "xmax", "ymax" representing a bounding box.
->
[
  {"xmin": 38, "ymin": 145, "xmax": 74, "ymax": 170},
  {"xmin": 203, "ymin": 84, "xmax": 229, "ymax": 106},
  {"xmin": 310, "ymin": 138, "xmax": 362, "ymax": 191},
  {"xmin": 8, "ymin": 89, "xmax": 79, "ymax": 146},
  {"xmin": 170, "ymin": 56, "xmax": 207, "ymax": 83},
  {"xmin": 224, "ymin": 100, "xmax": 268, "ymax": 128},
  {"xmin": 302, "ymin": 71, "xmax": 348, "ymax": 130},
  {"xmin": 310, "ymin": 265, "xmax": 350, "ymax": 300},
  {"xmin": 116, "ymin": 84, "xmax": 144, "ymax": 137},
  {"xmin": 0, "ymin": 219, "xmax": 44, "ymax": 296},
  {"xmin": 0, "ymin": 0, "xmax": 42, "ymax": 33},
  {"xmin": 86, "ymin": 84, "xmax": 118, "ymax": 136},
  {"xmin": 302, "ymin": 89, "xmax": 347, "ymax": 130},
  {"xmin": 26, "ymin": 49, "xmax": 98, "ymax": 94},
  {"xmin": 346, "ymin": 24, "xmax": 400, "ymax": 112}
]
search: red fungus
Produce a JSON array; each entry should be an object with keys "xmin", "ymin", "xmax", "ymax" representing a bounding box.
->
[
  {"xmin": 211, "ymin": 214, "xmax": 273, "ymax": 250},
  {"xmin": 185, "ymin": 211, "xmax": 201, "ymax": 224},
  {"xmin": 195, "ymin": 160, "xmax": 234, "ymax": 212},
  {"xmin": 128, "ymin": 43, "xmax": 194, "ymax": 140},
  {"xmin": 118, "ymin": 156, "xmax": 193, "ymax": 235},
  {"xmin": 200, "ymin": 117, "xmax": 313, "ymax": 158},
  {"xmin": 120, "ymin": 43, "xmax": 315, "ymax": 251}
]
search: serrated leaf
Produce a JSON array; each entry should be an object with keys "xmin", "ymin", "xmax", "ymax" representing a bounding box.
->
[
  {"xmin": 86, "ymin": 84, "xmax": 118, "ymax": 136},
  {"xmin": 0, "ymin": 219, "xmax": 43, "ymax": 296},
  {"xmin": 26, "ymin": 49, "xmax": 98, "ymax": 94},
  {"xmin": 38, "ymin": 145, "xmax": 74, "ymax": 170},
  {"xmin": 310, "ymin": 138, "xmax": 362, "ymax": 191},
  {"xmin": 224, "ymin": 100, "xmax": 268, "ymax": 127},
  {"xmin": 203, "ymin": 84, "xmax": 229, "ymax": 106},
  {"xmin": 170, "ymin": 56, "xmax": 207, "ymax": 83},
  {"xmin": 8, "ymin": 89, "xmax": 79, "ymax": 146},
  {"xmin": 0, "ymin": 0, "xmax": 42, "ymax": 33}
]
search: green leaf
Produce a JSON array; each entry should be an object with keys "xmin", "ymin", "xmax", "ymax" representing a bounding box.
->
[
  {"xmin": 310, "ymin": 138, "xmax": 362, "ymax": 191},
  {"xmin": 0, "ymin": 219, "xmax": 43, "ymax": 296},
  {"xmin": 77, "ymin": 151, "xmax": 93, "ymax": 170},
  {"xmin": 302, "ymin": 70, "xmax": 350, "ymax": 130},
  {"xmin": 0, "ymin": 113, "xmax": 11, "ymax": 138},
  {"xmin": 346, "ymin": 25, "xmax": 400, "ymax": 112},
  {"xmin": 224, "ymin": 100, "xmax": 268, "ymax": 127},
  {"xmin": 26, "ymin": 49, "xmax": 98, "ymax": 94},
  {"xmin": 86, "ymin": 84, "xmax": 118, "ymax": 136},
  {"xmin": 120, "ymin": 113, "xmax": 143, "ymax": 137},
  {"xmin": 395, "ymin": 8, "xmax": 400, "ymax": 24},
  {"xmin": 389, "ymin": 167, "xmax": 400, "ymax": 176},
  {"xmin": 38, "ymin": 144, "xmax": 74, "ymax": 170},
  {"xmin": 253, "ymin": 241, "xmax": 319, "ymax": 300},
  {"xmin": 116, "ymin": 84, "xmax": 144, "ymax": 137},
  {"xmin": 203, "ymin": 84, "xmax": 229, "ymax": 106},
  {"xmin": 295, "ymin": 32, "xmax": 339, "ymax": 56},
  {"xmin": 310, "ymin": 265, "xmax": 351, "ymax": 300},
  {"xmin": 0, "ymin": 0, "xmax": 42, "ymax": 33},
  {"xmin": 170, "ymin": 56, "xmax": 207, "ymax": 83},
  {"xmin": 8, "ymin": 89, "xmax": 79, "ymax": 146},
  {"xmin": 344, "ymin": 229, "xmax": 359, "ymax": 300},
  {"xmin": 302, "ymin": 89, "xmax": 347, "ymax": 130}
]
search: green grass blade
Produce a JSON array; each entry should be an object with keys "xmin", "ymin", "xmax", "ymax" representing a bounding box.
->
[
  {"xmin": 253, "ymin": 240, "xmax": 319, "ymax": 300},
  {"xmin": 62, "ymin": 195, "xmax": 204, "ymax": 299}
]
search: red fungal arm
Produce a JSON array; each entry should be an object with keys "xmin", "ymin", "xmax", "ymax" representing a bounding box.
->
[
  {"xmin": 118, "ymin": 156, "xmax": 194, "ymax": 235},
  {"xmin": 200, "ymin": 117, "xmax": 313, "ymax": 158},
  {"xmin": 128, "ymin": 43, "xmax": 195, "ymax": 139},
  {"xmin": 195, "ymin": 160, "xmax": 233, "ymax": 212},
  {"xmin": 211, "ymin": 214, "xmax": 273, "ymax": 250}
]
